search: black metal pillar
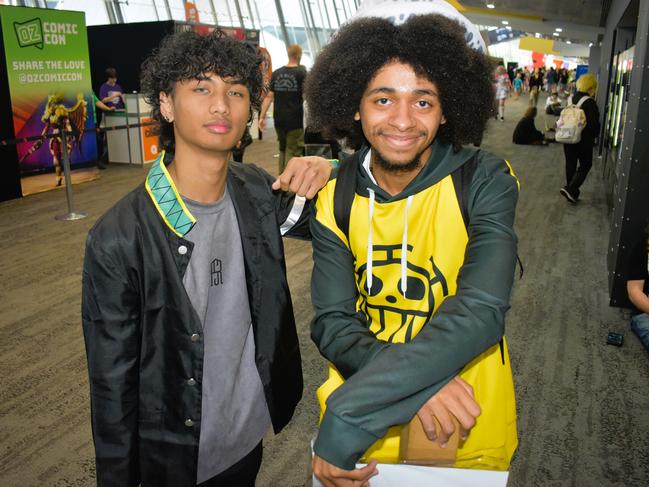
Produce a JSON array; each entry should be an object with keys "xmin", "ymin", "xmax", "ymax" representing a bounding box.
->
[{"xmin": 608, "ymin": 0, "xmax": 649, "ymax": 307}]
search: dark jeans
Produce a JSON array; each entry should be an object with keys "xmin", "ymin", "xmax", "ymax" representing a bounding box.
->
[
  {"xmin": 197, "ymin": 442, "xmax": 263, "ymax": 487},
  {"xmin": 563, "ymin": 141, "xmax": 593, "ymax": 197},
  {"xmin": 631, "ymin": 313, "xmax": 649, "ymax": 351},
  {"xmin": 545, "ymin": 105, "xmax": 562, "ymax": 116}
]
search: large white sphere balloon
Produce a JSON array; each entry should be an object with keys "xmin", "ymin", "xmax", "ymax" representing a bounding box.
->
[{"xmin": 350, "ymin": 0, "xmax": 486, "ymax": 53}]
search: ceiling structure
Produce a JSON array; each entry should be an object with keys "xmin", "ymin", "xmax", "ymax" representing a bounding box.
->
[{"xmin": 448, "ymin": 0, "xmax": 606, "ymax": 46}]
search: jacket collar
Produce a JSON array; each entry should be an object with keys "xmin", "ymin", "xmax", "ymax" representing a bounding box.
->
[{"xmin": 145, "ymin": 151, "xmax": 197, "ymax": 237}]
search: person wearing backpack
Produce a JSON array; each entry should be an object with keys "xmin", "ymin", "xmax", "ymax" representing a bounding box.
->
[
  {"xmin": 304, "ymin": 14, "xmax": 520, "ymax": 486},
  {"xmin": 559, "ymin": 74, "xmax": 601, "ymax": 203}
]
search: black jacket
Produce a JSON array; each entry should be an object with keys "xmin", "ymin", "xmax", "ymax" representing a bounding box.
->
[
  {"xmin": 82, "ymin": 154, "xmax": 307, "ymax": 486},
  {"xmin": 512, "ymin": 116, "xmax": 544, "ymax": 145}
]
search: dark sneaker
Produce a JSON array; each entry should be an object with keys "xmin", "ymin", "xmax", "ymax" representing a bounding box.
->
[{"xmin": 560, "ymin": 187, "xmax": 577, "ymax": 203}]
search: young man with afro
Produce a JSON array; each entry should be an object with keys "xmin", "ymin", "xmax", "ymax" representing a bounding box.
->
[
  {"xmin": 306, "ymin": 14, "xmax": 520, "ymax": 486},
  {"xmin": 82, "ymin": 31, "xmax": 332, "ymax": 487}
]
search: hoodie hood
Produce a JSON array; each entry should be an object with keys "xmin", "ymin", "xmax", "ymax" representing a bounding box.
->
[{"xmin": 354, "ymin": 139, "xmax": 479, "ymax": 202}]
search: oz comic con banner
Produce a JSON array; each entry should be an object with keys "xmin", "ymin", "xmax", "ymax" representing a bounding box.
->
[{"xmin": 0, "ymin": 5, "xmax": 97, "ymax": 194}]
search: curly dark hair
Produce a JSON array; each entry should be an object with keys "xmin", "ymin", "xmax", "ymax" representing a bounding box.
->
[
  {"xmin": 304, "ymin": 14, "xmax": 495, "ymax": 151},
  {"xmin": 140, "ymin": 30, "xmax": 263, "ymax": 152}
]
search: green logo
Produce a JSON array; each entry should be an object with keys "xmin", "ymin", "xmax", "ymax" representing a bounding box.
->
[{"xmin": 14, "ymin": 18, "xmax": 43, "ymax": 49}]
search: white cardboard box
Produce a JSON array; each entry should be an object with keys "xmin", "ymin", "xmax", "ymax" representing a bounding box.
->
[{"xmin": 312, "ymin": 463, "xmax": 509, "ymax": 487}]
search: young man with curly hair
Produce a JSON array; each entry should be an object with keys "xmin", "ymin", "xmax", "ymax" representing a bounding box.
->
[
  {"xmin": 306, "ymin": 15, "xmax": 520, "ymax": 486},
  {"xmin": 82, "ymin": 31, "xmax": 331, "ymax": 487}
]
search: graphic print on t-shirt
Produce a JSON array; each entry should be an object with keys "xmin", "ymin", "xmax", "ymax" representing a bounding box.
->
[
  {"xmin": 211, "ymin": 258, "xmax": 223, "ymax": 287},
  {"xmin": 274, "ymin": 73, "xmax": 299, "ymax": 92},
  {"xmin": 356, "ymin": 243, "xmax": 449, "ymax": 343}
]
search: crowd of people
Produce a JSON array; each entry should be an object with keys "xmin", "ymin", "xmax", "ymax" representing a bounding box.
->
[
  {"xmin": 512, "ymin": 65, "xmax": 576, "ymax": 103},
  {"xmin": 492, "ymin": 65, "xmax": 579, "ymax": 122},
  {"xmin": 492, "ymin": 63, "xmax": 601, "ymax": 207}
]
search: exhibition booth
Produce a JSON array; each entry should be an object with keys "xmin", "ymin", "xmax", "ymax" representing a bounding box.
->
[
  {"xmin": 0, "ymin": 5, "xmax": 261, "ymax": 202},
  {"xmin": 103, "ymin": 93, "xmax": 159, "ymax": 165},
  {"xmin": 0, "ymin": 5, "xmax": 99, "ymax": 200}
]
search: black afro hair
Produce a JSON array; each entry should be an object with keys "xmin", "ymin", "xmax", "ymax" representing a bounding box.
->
[
  {"xmin": 140, "ymin": 30, "xmax": 263, "ymax": 152},
  {"xmin": 304, "ymin": 14, "xmax": 495, "ymax": 151}
]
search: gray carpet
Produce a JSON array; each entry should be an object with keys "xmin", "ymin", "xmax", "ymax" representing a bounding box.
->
[{"xmin": 1, "ymin": 93, "xmax": 648, "ymax": 487}]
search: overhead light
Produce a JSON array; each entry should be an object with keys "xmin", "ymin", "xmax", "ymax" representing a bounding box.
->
[
  {"xmin": 506, "ymin": 26, "xmax": 512, "ymax": 30},
  {"xmin": 566, "ymin": 40, "xmax": 571, "ymax": 44},
  {"xmin": 553, "ymin": 32, "xmax": 559, "ymax": 36},
  {"xmin": 486, "ymin": 3, "xmax": 495, "ymax": 8},
  {"xmin": 589, "ymin": 42, "xmax": 593, "ymax": 47},
  {"xmin": 535, "ymin": 32, "xmax": 541, "ymax": 38},
  {"xmin": 555, "ymin": 27, "xmax": 562, "ymax": 32},
  {"xmin": 501, "ymin": 20, "xmax": 509, "ymax": 25}
]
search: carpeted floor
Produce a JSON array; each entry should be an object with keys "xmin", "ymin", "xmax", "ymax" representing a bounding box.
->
[{"xmin": 0, "ymin": 93, "xmax": 648, "ymax": 487}]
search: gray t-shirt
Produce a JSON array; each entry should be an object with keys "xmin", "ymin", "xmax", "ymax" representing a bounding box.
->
[{"xmin": 182, "ymin": 189, "xmax": 271, "ymax": 483}]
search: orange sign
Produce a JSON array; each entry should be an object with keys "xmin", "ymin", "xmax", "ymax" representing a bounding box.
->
[
  {"xmin": 184, "ymin": 1, "xmax": 200, "ymax": 23},
  {"xmin": 531, "ymin": 52, "xmax": 545, "ymax": 68},
  {"xmin": 140, "ymin": 117, "xmax": 160, "ymax": 162}
]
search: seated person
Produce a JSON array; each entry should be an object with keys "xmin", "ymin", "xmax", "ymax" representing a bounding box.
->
[
  {"xmin": 545, "ymin": 90, "xmax": 563, "ymax": 116},
  {"xmin": 627, "ymin": 222, "xmax": 649, "ymax": 351},
  {"xmin": 513, "ymin": 107, "xmax": 547, "ymax": 145}
]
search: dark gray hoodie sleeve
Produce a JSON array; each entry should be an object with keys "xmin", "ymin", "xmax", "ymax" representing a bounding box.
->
[{"xmin": 311, "ymin": 155, "xmax": 519, "ymax": 470}]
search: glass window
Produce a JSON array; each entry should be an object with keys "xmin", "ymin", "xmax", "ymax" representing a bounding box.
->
[
  {"xmin": 225, "ymin": 0, "xmax": 254, "ymax": 28},
  {"xmin": 213, "ymin": 0, "xmax": 236, "ymax": 27},
  {"xmin": 166, "ymin": 0, "xmax": 185, "ymax": 21},
  {"xmin": 255, "ymin": 0, "xmax": 280, "ymax": 31},
  {"xmin": 52, "ymin": 0, "xmax": 111, "ymax": 25},
  {"xmin": 194, "ymin": 0, "xmax": 216, "ymax": 25},
  {"xmin": 237, "ymin": 0, "xmax": 255, "ymax": 28},
  {"xmin": 311, "ymin": 0, "xmax": 330, "ymax": 29},
  {"xmin": 152, "ymin": 0, "xmax": 170, "ymax": 20},
  {"xmin": 121, "ymin": 0, "xmax": 159, "ymax": 23}
]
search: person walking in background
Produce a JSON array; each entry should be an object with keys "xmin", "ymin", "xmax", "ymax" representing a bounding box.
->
[
  {"xmin": 99, "ymin": 67, "xmax": 125, "ymax": 110},
  {"xmin": 546, "ymin": 67, "xmax": 558, "ymax": 94},
  {"xmin": 523, "ymin": 67, "xmax": 531, "ymax": 93},
  {"xmin": 513, "ymin": 72, "xmax": 523, "ymax": 100},
  {"xmin": 558, "ymin": 68, "xmax": 569, "ymax": 96},
  {"xmin": 513, "ymin": 107, "xmax": 547, "ymax": 145},
  {"xmin": 567, "ymin": 69, "xmax": 577, "ymax": 96},
  {"xmin": 559, "ymin": 74, "xmax": 600, "ymax": 204},
  {"xmin": 529, "ymin": 68, "xmax": 543, "ymax": 106},
  {"xmin": 259, "ymin": 44, "xmax": 307, "ymax": 172},
  {"xmin": 494, "ymin": 65, "xmax": 511, "ymax": 121}
]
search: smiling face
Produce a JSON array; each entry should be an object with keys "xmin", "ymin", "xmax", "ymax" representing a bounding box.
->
[
  {"xmin": 159, "ymin": 72, "xmax": 250, "ymax": 157},
  {"xmin": 355, "ymin": 61, "xmax": 445, "ymax": 172}
]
